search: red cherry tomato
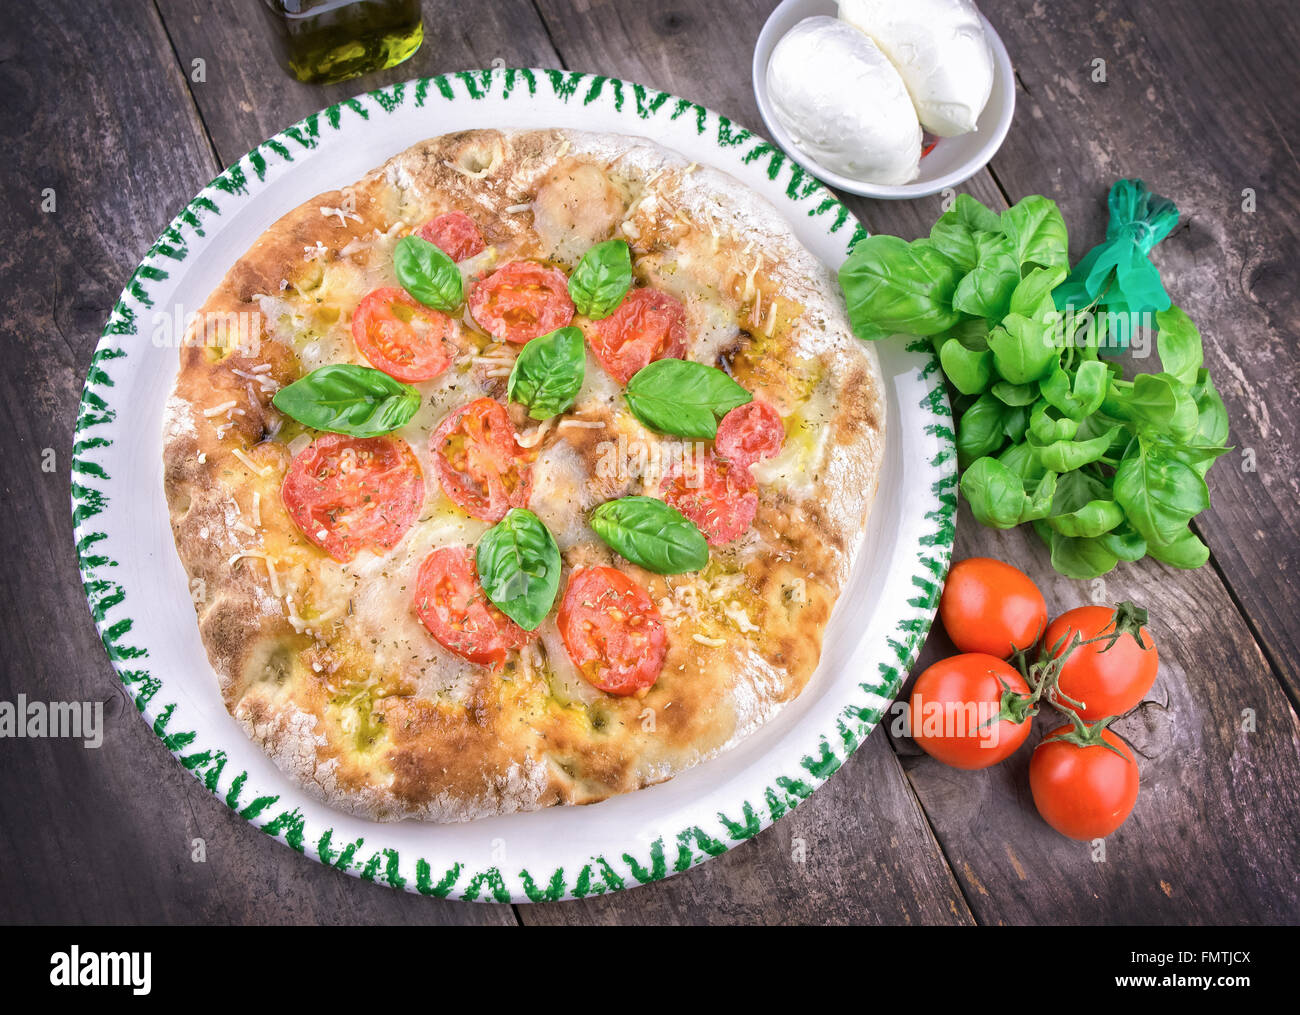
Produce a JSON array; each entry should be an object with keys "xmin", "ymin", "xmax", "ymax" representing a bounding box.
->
[
  {"xmin": 715, "ymin": 400, "xmax": 784, "ymax": 470},
  {"xmin": 430, "ymin": 398, "xmax": 533, "ymax": 522},
  {"xmin": 1029, "ymin": 725, "xmax": 1140, "ymax": 839},
  {"xmin": 416, "ymin": 211, "xmax": 485, "ymax": 262},
  {"xmin": 281, "ymin": 433, "xmax": 424, "ymax": 563},
  {"xmin": 351, "ymin": 287, "xmax": 454, "ymax": 382},
  {"xmin": 588, "ymin": 287, "xmax": 687, "ymax": 384},
  {"xmin": 939, "ymin": 557, "xmax": 1048, "ymax": 658},
  {"xmin": 1044, "ymin": 605, "xmax": 1158, "ymax": 720},
  {"xmin": 558, "ymin": 566, "xmax": 667, "ymax": 696},
  {"xmin": 414, "ymin": 546, "xmax": 534, "ymax": 666},
  {"xmin": 469, "ymin": 261, "xmax": 574, "ymax": 344},
  {"xmin": 660, "ymin": 451, "xmax": 757, "ymax": 545},
  {"xmin": 908, "ymin": 653, "xmax": 1033, "ymax": 769}
]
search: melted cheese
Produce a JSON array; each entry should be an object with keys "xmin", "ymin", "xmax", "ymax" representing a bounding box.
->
[{"xmin": 750, "ymin": 383, "xmax": 833, "ymax": 496}]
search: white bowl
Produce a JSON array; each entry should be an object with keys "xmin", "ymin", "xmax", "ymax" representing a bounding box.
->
[{"xmin": 753, "ymin": 0, "xmax": 1015, "ymax": 199}]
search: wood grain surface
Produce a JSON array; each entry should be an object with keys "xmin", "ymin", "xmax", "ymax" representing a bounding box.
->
[{"xmin": 0, "ymin": 0, "xmax": 1295, "ymax": 925}]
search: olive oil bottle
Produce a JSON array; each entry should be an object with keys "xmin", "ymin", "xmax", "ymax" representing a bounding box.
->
[{"xmin": 259, "ymin": 0, "xmax": 423, "ymax": 85}]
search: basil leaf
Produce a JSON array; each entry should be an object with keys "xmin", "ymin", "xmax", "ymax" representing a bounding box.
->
[
  {"xmin": 1033, "ymin": 426, "xmax": 1120, "ymax": 473},
  {"xmin": 1020, "ymin": 470, "xmax": 1059, "ymax": 523},
  {"xmin": 394, "ymin": 234, "xmax": 463, "ymax": 311},
  {"xmin": 271, "ymin": 364, "xmax": 420, "ymax": 437},
  {"xmin": 624, "ymin": 359, "xmax": 752, "ymax": 438},
  {"xmin": 998, "ymin": 441, "xmax": 1048, "ymax": 485},
  {"xmin": 1154, "ymin": 305, "xmax": 1203, "ymax": 385},
  {"xmin": 939, "ymin": 336, "xmax": 993, "ymax": 395},
  {"xmin": 1113, "ymin": 439, "xmax": 1210, "ymax": 546},
  {"xmin": 838, "ymin": 236, "xmax": 963, "ymax": 340},
  {"xmin": 590, "ymin": 496, "xmax": 709, "ymax": 574},
  {"xmin": 1190, "ymin": 368, "xmax": 1230, "ymax": 448},
  {"xmin": 945, "ymin": 193, "xmax": 1003, "ymax": 234},
  {"xmin": 1098, "ymin": 523, "xmax": 1148, "ymax": 562},
  {"xmin": 1000, "ymin": 195, "xmax": 1070, "ymax": 271},
  {"xmin": 960, "ymin": 456, "xmax": 1027, "ymax": 529},
  {"xmin": 1048, "ymin": 531, "xmax": 1119, "ymax": 579},
  {"xmin": 506, "ymin": 326, "xmax": 586, "ymax": 420},
  {"xmin": 568, "ymin": 240, "xmax": 632, "ymax": 319},
  {"xmin": 928, "ymin": 219, "xmax": 980, "ymax": 271},
  {"xmin": 1029, "ymin": 400, "xmax": 1080, "ymax": 444},
  {"xmin": 953, "ymin": 233, "xmax": 1020, "ymax": 321},
  {"xmin": 990, "ymin": 380, "xmax": 1038, "ymax": 406},
  {"xmin": 475, "ymin": 508, "xmax": 561, "ymax": 631},
  {"xmin": 987, "ymin": 312, "xmax": 1059, "ymax": 385},
  {"xmin": 1145, "ymin": 526, "xmax": 1210, "ymax": 569},
  {"xmin": 1046, "ymin": 470, "xmax": 1124, "ymax": 538},
  {"xmin": 956, "ymin": 393, "xmax": 1008, "ymax": 469},
  {"xmin": 1041, "ymin": 360, "xmax": 1108, "ymax": 420},
  {"xmin": 1104, "ymin": 373, "xmax": 1198, "ymax": 443},
  {"xmin": 1009, "ymin": 266, "xmax": 1068, "ymax": 321}
]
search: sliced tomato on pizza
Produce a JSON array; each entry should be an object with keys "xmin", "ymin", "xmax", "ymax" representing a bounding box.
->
[
  {"xmin": 431, "ymin": 397, "xmax": 534, "ymax": 522},
  {"xmin": 716, "ymin": 400, "xmax": 785, "ymax": 470},
  {"xmin": 558, "ymin": 566, "xmax": 667, "ymax": 697},
  {"xmin": 587, "ymin": 287, "xmax": 687, "ymax": 384},
  {"xmin": 661, "ymin": 451, "xmax": 758, "ymax": 546},
  {"xmin": 469, "ymin": 261, "xmax": 574, "ymax": 344},
  {"xmin": 416, "ymin": 211, "xmax": 485, "ymax": 262},
  {"xmin": 414, "ymin": 546, "xmax": 535, "ymax": 666},
  {"xmin": 281, "ymin": 433, "xmax": 425, "ymax": 563},
  {"xmin": 351, "ymin": 286, "xmax": 454, "ymax": 382}
]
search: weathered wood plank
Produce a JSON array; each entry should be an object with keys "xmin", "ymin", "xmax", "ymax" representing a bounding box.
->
[
  {"xmin": 154, "ymin": 0, "xmax": 563, "ymax": 164},
  {"xmin": 981, "ymin": 0, "xmax": 1300, "ymax": 702},
  {"xmin": 0, "ymin": 1, "xmax": 511, "ymax": 925},
  {"xmin": 522, "ymin": 734, "xmax": 975, "ymax": 925}
]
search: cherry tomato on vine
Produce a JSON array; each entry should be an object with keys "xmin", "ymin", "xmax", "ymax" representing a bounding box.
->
[
  {"xmin": 1029, "ymin": 723, "xmax": 1140, "ymax": 839},
  {"xmin": 939, "ymin": 557, "xmax": 1047, "ymax": 659},
  {"xmin": 1043, "ymin": 604, "xmax": 1158, "ymax": 720},
  {"xmin": 908, "ymin": 653, "xmax": 1034, "ymax": 769}
]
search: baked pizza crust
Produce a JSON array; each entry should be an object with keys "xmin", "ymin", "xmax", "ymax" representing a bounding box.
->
[{"xmin": 162, "ymin": 128, "xmax": 885, "ymax": 822}]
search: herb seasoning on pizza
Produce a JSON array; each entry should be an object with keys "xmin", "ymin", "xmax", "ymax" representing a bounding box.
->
[{"xmin": 162, "ymin": 128, "xmax": 885, "ymax": 821}]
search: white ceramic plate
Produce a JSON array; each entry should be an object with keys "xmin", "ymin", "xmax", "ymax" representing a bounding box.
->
[
  {"xmin": 752, "ymin": 0, "xmax": 1015, "ymax": 199},
  {"xmin": 72, "ymin": 69, "xmax": 955, "ymax": 903}
]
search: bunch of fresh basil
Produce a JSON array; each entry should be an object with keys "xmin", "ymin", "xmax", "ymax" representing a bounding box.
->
[{"xmin": 838, "ymin": 193, "xmax": 1230, "ymax": 579}]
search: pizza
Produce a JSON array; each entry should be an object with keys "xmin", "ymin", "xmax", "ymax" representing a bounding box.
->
[{"xmin": 162, "ymin": 128, "xmax": 885, "ymax": 822}]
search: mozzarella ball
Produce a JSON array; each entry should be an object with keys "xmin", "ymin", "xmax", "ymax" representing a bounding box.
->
[
  {"xmin": 839, "ymin": 0, "xmax": 994, "ymax": 137},
  {"xmin": 766, "ymin": 16, "xmax": 921, "ymax": 185}
]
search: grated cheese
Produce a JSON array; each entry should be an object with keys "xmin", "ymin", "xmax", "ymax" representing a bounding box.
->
[
  {"xmin": 514, "ymin": 417, "xmax": 555, "ymax": 449},
  {"xmin": 725, "ymin": 601, "xmax": 760, "ymax": 633},
  {"xmin": 319, "ymin": 205, "xmax": 360, "ymax": 226},
  {"xmin": 692, "ymin": 634, "xmax": 726, "ymax": 648},
  {"xmin": 204, "ymin": 400, "xmax": 238, "ymax": 418},
  {"xmin": 231, "ymin": 448, "xmax": 270, "ymax": 476}
]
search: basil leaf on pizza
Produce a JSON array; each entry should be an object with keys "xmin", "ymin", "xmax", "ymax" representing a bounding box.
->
[
  {"xmin": 506, "ymin": 326, "xmax": 586, "ymax": 420},
  {"xmin": 394, "ymin": 234, "xmax": 463, "ymax": 311},
  {"xmin": 590, "ymin": 496, "xmax": 709, "ymax": 574},
  {"xmin": 624, "ymin": 359, "xmax": 752, "ymax": 438},
  {"xmin": 568, "ymin": 239, "xmax": 632, "ymax": 319},
  {"xmin": 272, "ymin": 364, "xmax": 421, "ymax": 437},
  {"xmin": 475, "ymin": 508, "xmax": 562, "ymax": 631}
]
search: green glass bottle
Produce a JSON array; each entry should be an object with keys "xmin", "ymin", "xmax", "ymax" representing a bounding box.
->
[{"xmin": 260, "ymin": 0, "xmax": 423, "ymax": 85}]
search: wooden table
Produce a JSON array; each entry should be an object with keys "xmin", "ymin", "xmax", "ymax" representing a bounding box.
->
[{"xmin": 2, "ymin": 0, "xmax": 1297, "ymax": 925}]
